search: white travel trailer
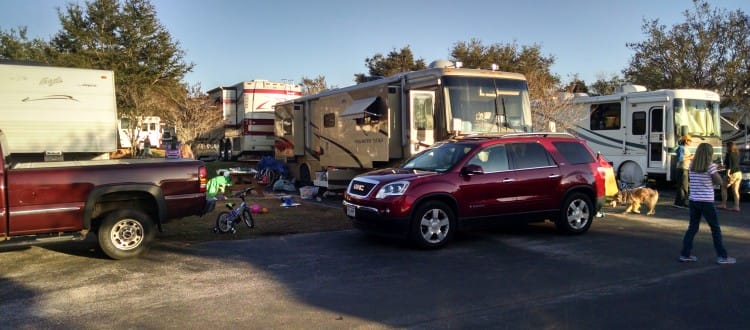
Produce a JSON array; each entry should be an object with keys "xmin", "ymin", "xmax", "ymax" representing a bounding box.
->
[
  {"xmin": 208, "ymin": 80, "xmax": 301, "ymax": 161},
  {"xmin": 0, "ymin": 62, "xmax": 117, "ymax": 162},
  {"xmin": 274, "ymin": 61, "xmax": 533, "ymax": 190},
  {"xmin": 568, "ymin": 85, "xmax": 722, "ymax": 187}
]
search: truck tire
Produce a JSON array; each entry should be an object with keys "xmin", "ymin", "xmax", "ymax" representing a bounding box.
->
[{"xmin": 97, "ymin": 209, "xmax": 155, "ymax": 259}]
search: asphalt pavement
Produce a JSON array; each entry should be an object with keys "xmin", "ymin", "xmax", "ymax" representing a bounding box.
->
[{"xmin": 1, "ymin": 186, "xmax": 748, "ymax": 329}]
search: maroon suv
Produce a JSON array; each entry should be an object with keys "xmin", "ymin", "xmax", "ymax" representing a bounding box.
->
[{"xmin": 343, "ymin": 133, "xmax": 611, "ymax": 248}]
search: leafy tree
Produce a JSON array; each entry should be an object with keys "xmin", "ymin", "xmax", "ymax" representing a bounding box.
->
[
  {"xmin": 50, "ymin": 0, "xmax": 194, "ymax": 124},
  {"xmin": 562, "ymin": 77, "xmax": 588, "ymax": 94},
  {"xmin": 354, "ymin": 46, "xmax": 426, "ymax": 83},
  {"xmin": 624, "ymin": 0, "xmax": 750, "ymax": 114},
  {"xmin": 0, "ymin": 27, "xmax": 54, "ymax": 62},
  {"xmin": 589, "ymin": 73, "xmax": 627, "ymax": 96},
  {"xmin": 300, "ymin": 75, "xmax": 330, "ymax": 95}
]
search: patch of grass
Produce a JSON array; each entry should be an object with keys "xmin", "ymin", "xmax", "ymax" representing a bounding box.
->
[{"xmin": 157, "ymin": 194, "xmax": 352, "ymax": 243}]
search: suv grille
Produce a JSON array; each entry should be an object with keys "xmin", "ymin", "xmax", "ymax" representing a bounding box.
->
[{"xmin": 348, "ymin": 179, "xmax": 377, "ymax": 197}]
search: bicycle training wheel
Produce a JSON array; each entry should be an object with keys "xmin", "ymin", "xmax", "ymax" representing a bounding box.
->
[
  {"xmin": 241, "ymin": 209, "xmax": 254, "ymax": 228},
  {"xmin": 215, "ymin": 212, "xmax": 234, "ymax": 233}
]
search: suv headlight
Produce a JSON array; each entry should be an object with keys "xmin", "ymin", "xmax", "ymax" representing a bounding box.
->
[{"xmin": 375, "ymin": 181, "xmax": 410, "ymax": 199}]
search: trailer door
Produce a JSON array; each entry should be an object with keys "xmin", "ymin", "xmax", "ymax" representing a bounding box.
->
[
  {"xmin": 648, "ymin": 106, "xmax": 665, "ymax": 168},
  {"xmin": 409, "ymin": 91, "xmax": 435, "ymax": 153}
]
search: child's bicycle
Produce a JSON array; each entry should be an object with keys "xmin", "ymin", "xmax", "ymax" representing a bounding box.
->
[{"xmin": 213, "ymin": 188, "xmax": 255, "ymax": 234}]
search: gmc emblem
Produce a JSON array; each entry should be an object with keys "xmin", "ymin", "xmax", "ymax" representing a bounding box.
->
[{"xmin": 353, "ymin": 183, "xmax": 365, "ymax": 192}]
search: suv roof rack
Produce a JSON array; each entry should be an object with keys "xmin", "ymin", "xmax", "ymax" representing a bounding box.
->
[{"xmin": 500, "ymin": 132, "xmax": 576, "ymax": 139}]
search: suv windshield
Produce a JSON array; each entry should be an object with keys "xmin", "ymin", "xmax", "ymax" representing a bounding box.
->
[{"xmin": 402, "ymin": 142, "xmax": 475, "ymax": 172}]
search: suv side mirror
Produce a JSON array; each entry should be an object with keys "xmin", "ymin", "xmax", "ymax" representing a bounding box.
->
[{"xmin": 461, "ymin": 164, "xmax": 484, "ymax": 176}]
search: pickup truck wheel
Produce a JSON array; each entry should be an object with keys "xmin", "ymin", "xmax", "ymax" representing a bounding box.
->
[
  {"xmin": 555, "ymin": 193, "xmax": 593, "ymax": 235},
  {"xmin": 409, "ymin": 201, "xmax": 455, "ymax": 249},
  {"xmin": 98, "ymin": 210, "xmax": 154, "ymax": 259}
]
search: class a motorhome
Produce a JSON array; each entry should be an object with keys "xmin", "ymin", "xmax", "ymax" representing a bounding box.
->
[
  {"xmin": 274, "ymin": 60, "xmax": 533, "ymax": 190},
  {"xmin": 0, "ymin": 62, "xmax": 118, "ymax": 162},
  {"xmin": 567, "ymin": 84, "xmax": 722, "ymax": 187},
  {"xmin": 208, "ymin": 80, "xmax": 302, "ymax": 161}
]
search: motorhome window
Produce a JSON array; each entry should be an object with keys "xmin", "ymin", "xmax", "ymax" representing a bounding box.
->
[
  {"xmin": 323, "ymin": 113, "xmax": 336, "ymax": 128},
  {"xmin": 413, "ymin": 94, "xmax": 434, "ymax": 130},
  {"xmin": 650, "ymin": 107, "xmax": 663, "ymax": 132},
  {"xmin": 589, "ymin": 102, "xmax": 621, "ymax": 130},
  {"xmin": 673, "ymin": 98, "xmax": 721, "ymax": 138},
  {"xmin": 632, "ymin": 112, "xmax": 646, "ymax": 135},
  {"xmin": 442, "ymin": 76, "xmax": 530, "ymax": 133}
]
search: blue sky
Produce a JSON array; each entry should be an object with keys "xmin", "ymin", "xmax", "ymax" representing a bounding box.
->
[{"xmin": 1, "ymin": 0, "xmax": 748, "ymax": 91}]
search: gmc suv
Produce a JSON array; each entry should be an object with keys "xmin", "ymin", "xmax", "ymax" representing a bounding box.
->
[{"xmin": 343, "ymin": 132, "xmax": 611, "ymax": 248}]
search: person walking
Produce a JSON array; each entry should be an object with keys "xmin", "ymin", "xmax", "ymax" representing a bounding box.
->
[
  {"xmin": 719, "ymin": 141, "xmax": 741, "ymax": 212},
  {"xmin": 679, "ymin": 142, "xmax": 736, "ymax": 265},
  {"xmin": 143, "ymin": 136, "xmax": 152, "ymax": 158},
  {"xmin": 673, "ymin": 134, "xmax": 693, "ymax": 208}
]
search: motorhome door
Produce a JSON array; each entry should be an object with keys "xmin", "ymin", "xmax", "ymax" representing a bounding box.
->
[
  {"xmin": 409, "ymin": 91, "xmax": 435, "ymax": 152},
  {"xmin": 648, "ymin": 106, "xmax": 665, "ymax": 168}
]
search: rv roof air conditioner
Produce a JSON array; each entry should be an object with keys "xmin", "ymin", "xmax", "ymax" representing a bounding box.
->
[{"xmin": 615, "ymin": 84, "xmax": 648, "ymax": 94}]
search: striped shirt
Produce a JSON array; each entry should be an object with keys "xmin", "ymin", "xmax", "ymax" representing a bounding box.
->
[{"xmin": 688, "ymin": 164, "xmax": 718, "ymax": 202}]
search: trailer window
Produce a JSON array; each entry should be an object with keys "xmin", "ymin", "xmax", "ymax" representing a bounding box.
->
[
  {"xmin": 589, "ymin": 103, "xmax": 621, "ymax": 130},
  {"xmin": 323, "ymin": 113, "xmax": 336, "ymax": 128}
]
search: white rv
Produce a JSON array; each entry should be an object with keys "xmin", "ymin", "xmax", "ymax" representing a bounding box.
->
[
  {"xmin": 208, "ymin": 80, "xmax": 301, "ymax": 161},
  {"xmin": 274, "ymin": 62, "xmax": 533, "ymax": 190},
  {"xmin": 568, "ymin": 85, "xmax": 722, "ymax": 187},
  {"xmin": 118, "ymin": 116, "xmax": 165, "ymax": 149},
  {"xmin": 0, "ymin": 63, "xmax": 117, "ymax": 161}
]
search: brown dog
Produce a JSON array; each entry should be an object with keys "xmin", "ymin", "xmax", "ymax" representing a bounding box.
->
[{"xmin": 616, "ymin": 187, "xmax": 659, "ymax": 215}]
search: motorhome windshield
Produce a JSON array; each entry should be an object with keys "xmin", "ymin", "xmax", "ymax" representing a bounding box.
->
[
  {"xmin": 442, "ymin": 77, "xmax": 531, "ymax": 134},
  {"xmin": 674, "ymin": 98, "xmax": 721, "ymax": 138}
]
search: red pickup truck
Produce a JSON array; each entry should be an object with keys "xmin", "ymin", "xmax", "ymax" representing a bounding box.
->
[{"xmin": 0, "ymin": 129, "xmax": 207, "ymax": 259}]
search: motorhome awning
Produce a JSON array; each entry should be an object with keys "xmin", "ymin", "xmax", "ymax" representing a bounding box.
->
[{"xmin": 340, "ymin": 96, "xmax": 379, "ymax": 118}]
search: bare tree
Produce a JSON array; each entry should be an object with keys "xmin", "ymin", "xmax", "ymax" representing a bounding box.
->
[{"xmin": 161, "ymin": 83, "xmax": 223, "ymax": 146}]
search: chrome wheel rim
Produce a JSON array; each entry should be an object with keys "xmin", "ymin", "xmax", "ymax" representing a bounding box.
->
[
  {"xmin": 419, "ymin": 208, "xmax": 450, "ymax": 244},
  {"xmin": 566, "ymin": 198, "xmax": 590, "ymax": 230},
  {"xmin": 109, "ymin": 219, "xmax": 144, "ymax": 251}
]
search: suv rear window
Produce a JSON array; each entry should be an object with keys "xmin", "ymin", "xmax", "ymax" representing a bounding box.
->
[
  {"xmin": 508, "ymin": 142, "xmax": 554, "ymax": 169},
  {"xmin": 553, "ymin": 141, "xmax": 595, "ymax": 164}
]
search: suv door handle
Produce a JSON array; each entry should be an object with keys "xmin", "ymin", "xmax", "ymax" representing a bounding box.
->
[
  {"xmin": 549, "ymin": 174, "xmax": 561, "ymax": 178},
  {"xmin": 502, "ymin": 178, "xmax": 515, "ymax": 183}
]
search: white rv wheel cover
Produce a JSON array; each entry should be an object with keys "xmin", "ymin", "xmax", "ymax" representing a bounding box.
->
[
  {"xmin": 618, "ymin": 162, "xmax": 644, "ymax": 188},
  {"xmin": 109, "ymin": 218, "xmax": 144, "ymax": 251}
]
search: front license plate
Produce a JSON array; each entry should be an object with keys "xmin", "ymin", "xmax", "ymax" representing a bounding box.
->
[{"xmin": 346, "ymin": 205, "xmax": 356, "ymax": 217}]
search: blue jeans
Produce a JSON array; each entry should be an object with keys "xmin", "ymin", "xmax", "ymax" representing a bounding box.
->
[{"xmin": 680, "ymin": 200, "xmax": 728, "ymax": 258}]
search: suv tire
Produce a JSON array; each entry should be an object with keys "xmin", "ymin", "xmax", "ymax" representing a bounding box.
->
[
  {"xmin": 410, "ymin": 201, "xmax": 455, "ymax": 248},
  {"xmin": 555, "ymin": 192, "xmax": 593, "ymax": 235}
]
